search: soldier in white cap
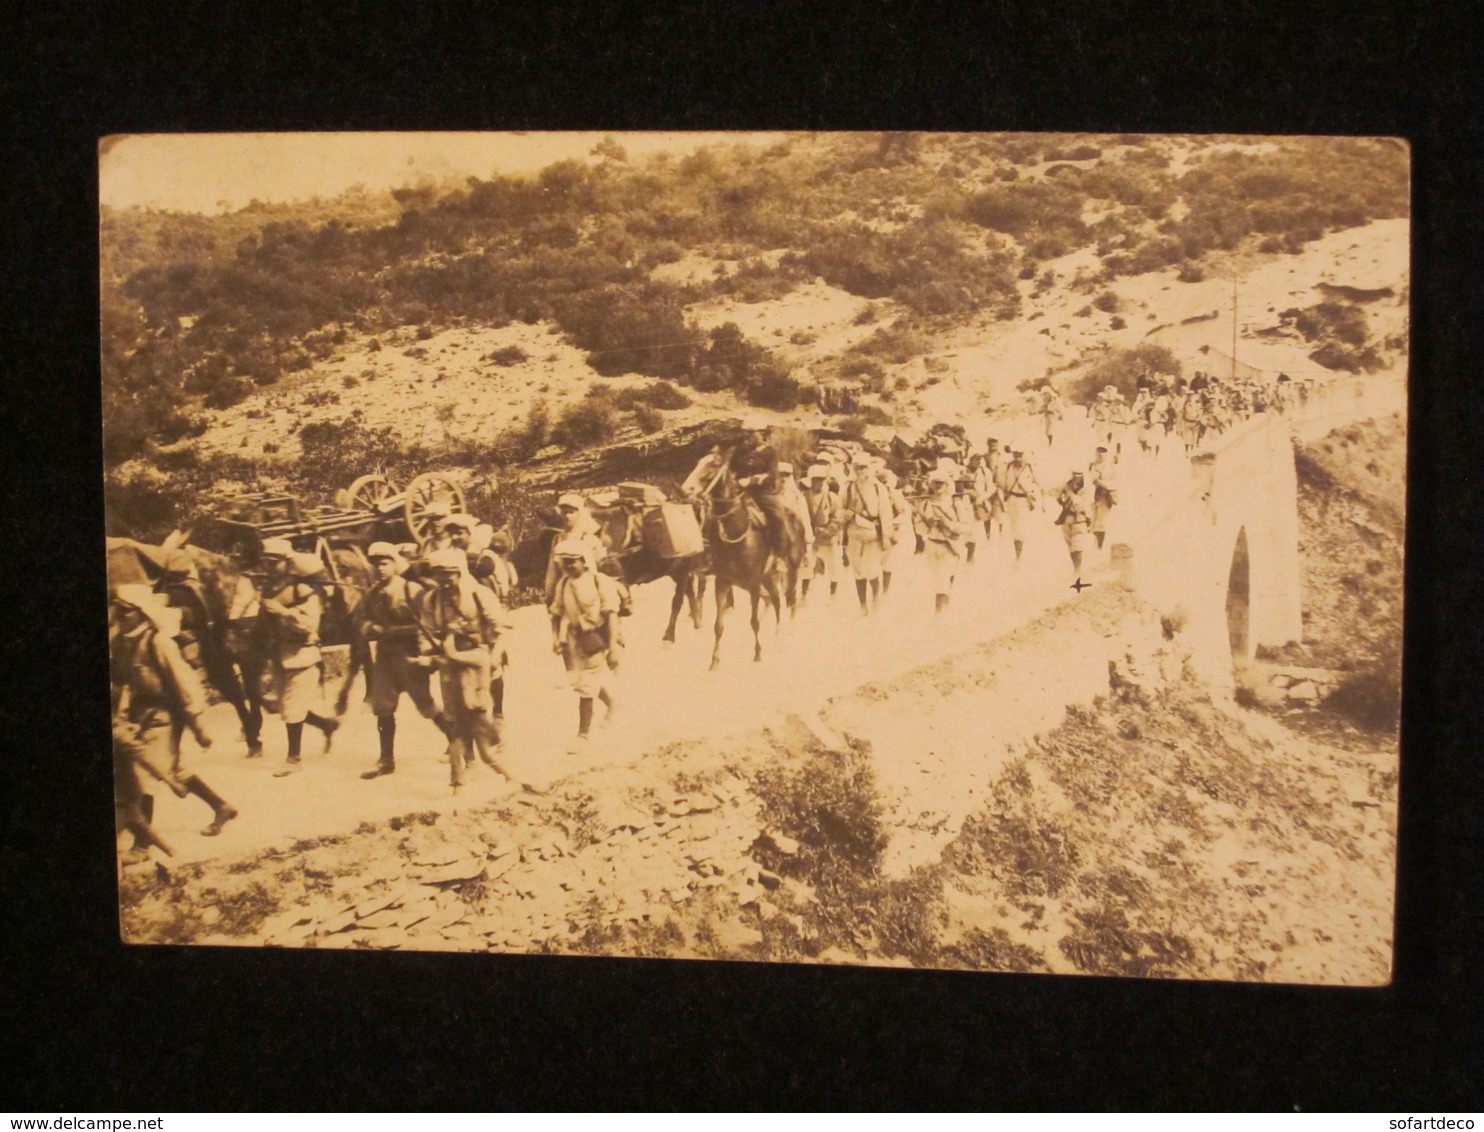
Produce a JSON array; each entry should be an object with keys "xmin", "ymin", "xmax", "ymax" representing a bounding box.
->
[
  {"xmin": 110, "ymin": 585, "xmax": 239, "ymax": 853},
  {"xmin": 1039, "ymin": 382, "xmax": 1065, "ymax": 449},
  {"xmin": 543, "ymin": 491, "xmax": 605, "ymax": 607},
  {"xmin": 416, "ymin": 548, "xmax": 515, "ymax": 792},
  {"xmin": 914, "ymin": 466, "xmax": 964, "ymax": 613},
  {"xmin": 841, "ymin": 450, "xmax": 893, "ymax": 615},
  {"xmin": 548, "ymin": 538, "xmax": 622, "ymax": 751},
  {"xmin": 952, "ymin": 464, "xmax": 980, "ymax": 565},
  {"xmin": 1054, "ymin": 469, "xmax": 1096, "ymax": 576},
  {"xmin": 1088, "ymin": 446, "xmax": 1118, "ymax": 550},
  {"xmin": 353, "ymin": 542, "xmax": 456, "ymax": 780},
  {"xmin": 802, "ymin": 463, "xmax": 843, "ymax": 602},
  {"xmin": 879, "ymin": 462, "xmax": 914, "ymax": 597},
  {"xmin": 775, "ymin": 461, "xmax": 815, "ymax": 546},
  {"xmin": 995, "ymin": 446, "xmax": 1040, "ymax": 563},
  {"xmin": 258, "ymin": 540, "xmax": 340, "ymax": 777}
]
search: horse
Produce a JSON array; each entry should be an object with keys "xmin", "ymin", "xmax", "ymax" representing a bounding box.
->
[{"xmin": 681, "ymin": 447, "xmax": 803, "ymax": 670}]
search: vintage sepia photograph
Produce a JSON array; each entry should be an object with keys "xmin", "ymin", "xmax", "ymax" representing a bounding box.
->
[{"xmin": 101, "ymin": 131, "xmax": 1407, "ymax": 982}]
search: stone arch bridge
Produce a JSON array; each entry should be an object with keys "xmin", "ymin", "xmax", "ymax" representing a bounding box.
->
[{"xmin": 1110, "ymin": 375, "xmax": 1404, "ymax": 692}]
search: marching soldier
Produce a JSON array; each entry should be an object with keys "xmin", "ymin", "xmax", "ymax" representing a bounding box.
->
[
  {"xmin": 1038, "ymin": 383, "xmax": 1065, "ymax": 448},
  {"xmin": 802, "ymin": 463, "xmax": 843, "ymax": 602},
  {"xmin": 353, "ymin": 542, "xmax": 456, "ymax": 780},
  {"xmin": 841, "ymin": 451, "xmax": 894, "ymax": 615},
  {"xmin": 110, "ymin": 585, "xmax": 238, "ymax": 853},
  {"xmin": 979, "ymin": 438, "xmax": 1007, "ymax": 542},
  {"xmin": 1055, "ymin": 470, "xmax": 1096, "ymax": 576},
  {"xmin": 417, "ymin": 548, "xmax": 516, "ymax": 793},
  {"xmin": 1089, "ymin": 447, "xmax": 1118, "ymax": 550},
  {"xmin": 953, "ymin": 465, "xmax": 980, "ymax": 565},
  {"xmin": 258, "ymin": 540, "xmax": 341, "ymax": 777},
  {"xmin": 996, "ymin": 446, "xmax": 1040, "ymax": 563},
  {"xmin": 543, "ymin": 492, "xmax": 605, "ymax": 607},
  {"xmin": 548, "ymin": 538, "xmax": 622, "ymax": 752},
  {"xmin": 776, "ymin": 461, "xmax": 815, "ymax": 547},
  {"xmin": 879, "ymin": 463, "xmax": 914, "ymax": 597},
  {"xmin": 915, "ymin": 467, "xmax": 964, "ymax": 613},
  {"xmin": 154, "ymin": 547, "xmax": 265, "ymax": 756}
]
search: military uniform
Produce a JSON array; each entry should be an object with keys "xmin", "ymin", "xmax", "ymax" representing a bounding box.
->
[
  {"xmin": 916, "ymin": 478, "xmax": 963, "ymax": 610},
  {"xmin": 259, "ymin": 545, "xmax": 340, "ymax": 776},
  {"xmin": 803, "ymin": 472, "xmax": 844, "ymax": 598},
  {"xmin": 548, "ymin": 540, "xmax": 622, "ymax": 748},
  {"xmin": 996, "ymin": 453, "xmax": 1040, "ymax": 560},
  {"xmin": 353, "ymin": 545, "xmax": 456, "ymax": 779},
  {"xmin": 1056, "ymin": 475, "xmax": 1096, "ymax": 572},
  {"xmin": 418, "ymin": 551, "xmax": 511, "ymax": 790},
  {"xmin": 1089, "ymin": 453, "xmax": 1117, "ymax": 549},
  {"xmin": 110, "ymin": 586, "xmax": 237, "ymax": 848}
]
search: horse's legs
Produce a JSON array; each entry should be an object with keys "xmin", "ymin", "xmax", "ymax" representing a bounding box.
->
[
  {"xmin": 663, "ymin": 574, "xmax": 685, "ymax": 644},
  {"xmin": 750, "ymin": 589, "xmax": 765, "ymax": 661},
  {"xmin": 692, "ymin": 572, "xmax": 707, "ymax": 630},
  {"xmin": 710, "ymin": 579, "xmax": 730, "ymax": 671}
]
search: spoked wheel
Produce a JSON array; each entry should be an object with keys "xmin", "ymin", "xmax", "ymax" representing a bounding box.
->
[
  {"xmin": 345, "ymin": 473, "xmax": 398, "ymax": 513},
  {"xmin": 404, "ymin": 472, "xmax": 466, "ymax": 548}
]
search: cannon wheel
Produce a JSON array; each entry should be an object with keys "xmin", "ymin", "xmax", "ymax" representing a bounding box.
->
[
  {"xmin": 346, "ymin": 473, "xmax": 398, "ymax": 513},
  {"xmin": 404, "ymin": 472, "xmax": 466, "ymax": 547}
]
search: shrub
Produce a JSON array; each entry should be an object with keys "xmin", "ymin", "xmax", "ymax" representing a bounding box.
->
[
  {"xmin": 204, "ymin": 375, "xmax": 255, "ymax": 410},
  {"xmin": 1177, "ymin": 261, "xmax": 1206, "ymax": 283},
  {"xmin": 554, "ymin": 283, "xmax": 695, "ymax": 379},
  {"xmin": 1071, "ymin": 343, "xmax": 1183, "ymax": 403},
  {"xmin": 550, "ymin": 396, "xmax": 621, "ymax": 449},
  {"xmin": 488, "ymin": 345, "xmax": 530, "ymax": 366},
  {"xmin": 612, "ymin": 380, "xmax": 692, "ymax": 411},
  {"xmin": 746, "ymin": 368, "xmax": 804, "ymax": 411},
  {"xmin": 632, "ymin": 404, "xmax": 664, "ymax": 433},
  {"xmin": 1093, "ymin": 291, "xmax": 1120, "ymax": 313},
  {"xmin": 416, "ymin": 325, "xmax": 434, "ymax": 341},
  {"xmin": 294, "ymin": 418, "xmax": 404, "ymax": 496},
  {"xmin": 852, "ymin": 303, "xmax": 880, "ymax": 326},
  {"xmin": 1109, "ymin": 316, "xmax": 1126, "ymax": 330},
  {"xmin": 341, "ymin": 374, "xmax": 360, "ymax": 389}
]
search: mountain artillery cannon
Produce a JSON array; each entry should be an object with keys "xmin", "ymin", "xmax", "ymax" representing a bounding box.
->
[{"xmin": 198, "ymin": 472, "xmax": 467, "ymax": 577}]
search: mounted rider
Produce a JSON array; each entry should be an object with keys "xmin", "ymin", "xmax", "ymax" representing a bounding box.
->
[{"xmin": 731, "ymin": 426, "xmax": 804, "ymax": 565}]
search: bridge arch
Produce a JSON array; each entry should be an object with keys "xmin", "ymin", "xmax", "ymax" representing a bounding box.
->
[{"xmin": 1115, "ymin": 413, "xmax": 1303, "ymax": 694}]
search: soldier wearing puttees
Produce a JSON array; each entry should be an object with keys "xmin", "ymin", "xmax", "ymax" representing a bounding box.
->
[
  {"xmin": 258, "ymin": 540, "xmax": 340, "ymax": 777},
  {"xmin": 154, "ymin": 547, "xmax": 265, "ymax": 755},
  {"xmin": 995, "ymin": 447, "xmax": 1040, "ymax": 562},
  {"xmin": 110, "ymin": 585, "xmax": 237, "ymax": 860},
  {"xmin": 879, "ymin": 462, "xmax": 915, "ymax": 596},
  {"xmin": 543, "ymin": 492, "xmax": 605, "ymax": 608},
  {"xmin": 1055, "ymin": 471, "xmax": 1096, "ymax": 576},
  {"xmin": 980, "ymin": 439, "xmax": 1007, "ymax": 541},
  {"xmin": 441, "ymin": 514, "xmax": 515, "ymax": 718},
  {"xmin": 802, "ymin": 464, "xmax": 843, "ymax": 601},
  {"xmin": 1039, "ymin": 383, "xmax": 1065, "ymax": 447},
  {"xmin": 354, "ymin": 542, "xmax": 456, "ymax": 780},
  {"xmin": 1088, "ymin": 448, "xmax": 1118, "ymax": 550},
  {"xmin": 953, "ymin": 468, "xmax": 980, "ymax": 565},
  {"xmin": 417, "ymin": 548, "xmax": 515, "ymax": 793},
  {"xmin": 548, "ymin": 539, "xmax": 621, "ymax": 751},
  {"xmin": 916, "ymin": 467, "xmax": 964, "ymax": 613},
  {"xmin": 841, "ymin": 452, "xmax": 896, "ymax": 615}
]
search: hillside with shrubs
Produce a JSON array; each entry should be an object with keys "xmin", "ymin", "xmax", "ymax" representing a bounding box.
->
[{"xmin": 102, "ymin": 132, "xmax": 1408, "ymax": 538}]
